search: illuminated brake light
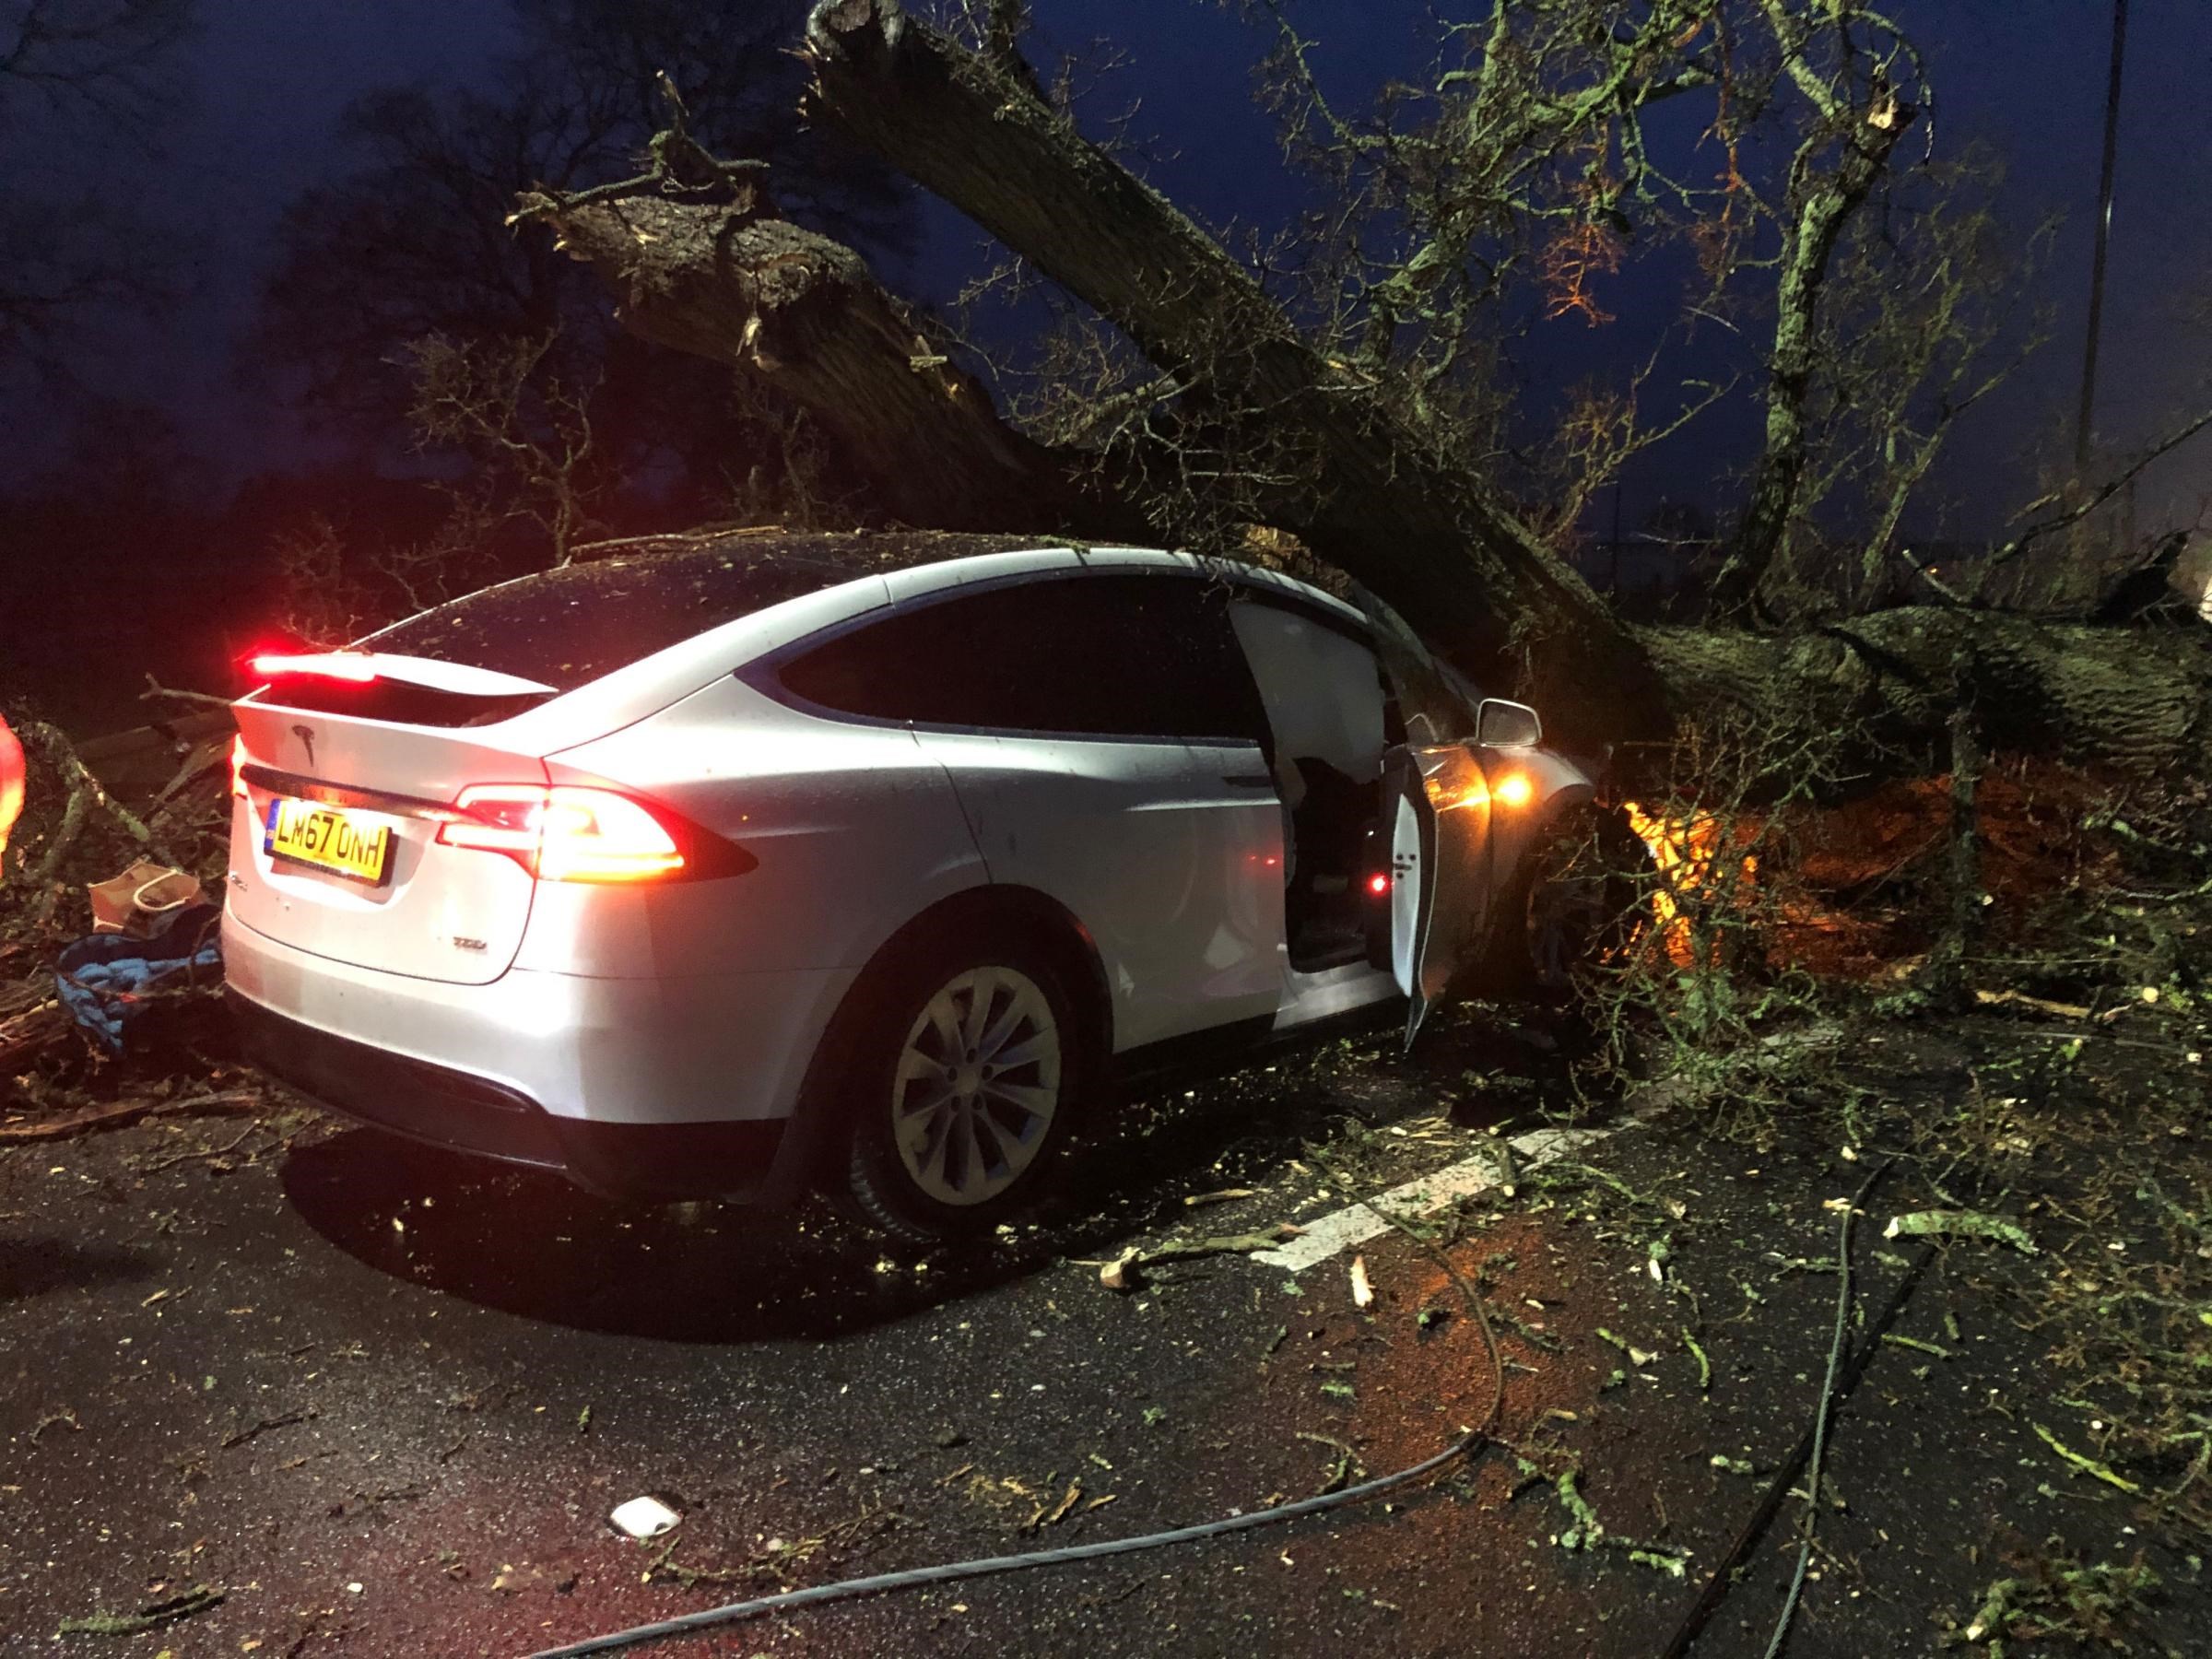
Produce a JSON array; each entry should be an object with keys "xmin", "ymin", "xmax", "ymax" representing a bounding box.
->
[
  {"xmin": 438, "ymin": 784, "xmax": 685, "ymax": 883},
  {"xmin": 1493, "ymin": 771, "xmax": 1533, "ymax": 808},
  {"xmin": 229, "ymin": 735, "xmax": 248, "ymax": 798},
  {"xmin": 251, "ymin": 652, "xmax": 378, "ymax": 683}
]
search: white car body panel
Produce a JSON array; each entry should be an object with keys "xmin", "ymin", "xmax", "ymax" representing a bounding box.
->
[
  {"xmin": 916, "ymin": 727, "xmax": 1288, "ymax": 1051},
  {"xmin": 529, "ymin": 674, "xmax": 987, "ymax": 978},
  {"xmin": 226, "ymin": 710, "xmax": 547, "ymax": 985},
  {"xmin": 223, "ymin": 918, "xmax": 852, "ymax": 1126},
  {"xmin": 1473, "ymin": 741, "xmax": 1592, "ymax": 888},
  {"xmin": 222, "ymin": 542, "xmax": 1593, "ymax": 1202}
]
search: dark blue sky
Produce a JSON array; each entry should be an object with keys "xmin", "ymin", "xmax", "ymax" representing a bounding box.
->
[{"xmin": 38, "ymin": 0, "xmax": 2212, "ymax": 538}]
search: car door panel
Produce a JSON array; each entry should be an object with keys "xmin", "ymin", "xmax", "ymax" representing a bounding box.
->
[
  {"xmin": 1347, "ymin": 586, "xmax": 1510, "ymax": 1041},
  {"xmin": 918, "ymin": 732, "xmax": 1286, "ymax": 1051},
  {"xmin": 765, "ymin": 570, "xmax": 1289, "ymax": 1053},
  {"xmin": 1385, "ymin": 742, "xmax": 1494, "ymax": 1041}
]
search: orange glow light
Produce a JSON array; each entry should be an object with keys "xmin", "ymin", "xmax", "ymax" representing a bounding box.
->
[
  {"xmin": 1624, "ymin": 800, "xmax": 1760, "ymax": 966},
  {"xmin": 229, "ymin": 735, "xmax": 248, "ymax": 798},
  {"xmin": 1493, "ymin": 771, "xmax": 1533, "ymax": 808}
]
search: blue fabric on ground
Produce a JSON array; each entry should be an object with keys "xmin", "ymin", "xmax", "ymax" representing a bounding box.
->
[{"xmin": 55, "ymin": 902, "xmax": 224, "ymax": 1056}]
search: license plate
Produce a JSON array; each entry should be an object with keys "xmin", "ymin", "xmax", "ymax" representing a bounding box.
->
[{"xmin": 264, "ymin": 796, "xmax": 394, "ymax": 886}]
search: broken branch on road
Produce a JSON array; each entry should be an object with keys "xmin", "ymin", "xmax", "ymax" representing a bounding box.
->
[
  {"xmin": 1097, "ymin": 1223, "xmax": 1304, "ymax": 1291},
  {"xmin": 223, "ymin": 1408, "xmax": 315, "ymax": 1450},
  {"xmin": 56, "ymin": 1583, "xmax": 226, "ymax": 1637}
]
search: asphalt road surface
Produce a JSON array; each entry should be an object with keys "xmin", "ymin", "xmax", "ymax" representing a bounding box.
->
[{"xmin": 6, "ymin": 1018, "xmax": 2207, "ymax": 1656}]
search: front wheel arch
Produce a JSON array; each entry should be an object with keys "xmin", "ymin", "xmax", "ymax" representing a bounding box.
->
[{"xmin": 1472, "ymin": 801, "xmax": 1650, "ymax": 1003}]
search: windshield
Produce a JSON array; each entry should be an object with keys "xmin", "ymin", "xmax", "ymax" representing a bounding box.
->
[{"xmin": 1347, "ymin": 582, "xmax": 1481, "ymax": 744}]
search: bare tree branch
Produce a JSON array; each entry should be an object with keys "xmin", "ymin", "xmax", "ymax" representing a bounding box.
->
[{"xmin": 1983, "ymin": 403, "xmax": 2212, "ymax": 576}]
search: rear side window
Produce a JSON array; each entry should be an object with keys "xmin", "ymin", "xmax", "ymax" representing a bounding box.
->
[{"xmin": 777, "ymin": 574, "xmax": 1267, "ymax": 742}]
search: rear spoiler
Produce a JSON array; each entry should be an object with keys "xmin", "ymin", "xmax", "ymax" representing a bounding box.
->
[
  {"xmin": 241, "ymin": 653, "xmax": 558, "ymax": 730},
  {"xmin": 245, "ymin": 653, "xmax": 556, "ymax": 698}
]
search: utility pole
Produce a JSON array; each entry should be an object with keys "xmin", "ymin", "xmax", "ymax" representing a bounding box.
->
[{"xmin": 2075, "ymin": 0, "xmax": 2129, "ymax": 474}]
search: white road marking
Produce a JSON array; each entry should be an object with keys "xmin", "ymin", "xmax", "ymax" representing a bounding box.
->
[{"xmin": 1251, "ymin": 1126, "xmax": 1612, "ymax": 1274}]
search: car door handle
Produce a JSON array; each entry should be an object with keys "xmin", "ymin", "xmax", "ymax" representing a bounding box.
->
[{"xmin": 1220, "ymin": 774, "xmax": 1277, "ymax": 789}]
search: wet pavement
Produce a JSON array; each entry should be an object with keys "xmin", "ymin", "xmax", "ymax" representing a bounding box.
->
[{"xmin": 6, "ymin": 1020, "xmax": 2209, "ymax": 1656}]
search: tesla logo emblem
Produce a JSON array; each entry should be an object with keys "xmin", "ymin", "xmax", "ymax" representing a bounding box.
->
[{"xmin": 292, "ymin": 724, "xmax": 317, "ymax": 770}]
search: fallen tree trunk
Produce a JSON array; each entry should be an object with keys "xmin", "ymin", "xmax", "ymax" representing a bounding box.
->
[
  {"xmin": 798, "ymin": 0, "xmax": 1649, "ymax": 727},
  {"xmin": 1638, "ymin": 608, "xmax": 2212, "ymax": 781},
  {"xmin": 520, "ymin": 0, "xmax": 2212, "ymax": 788}
]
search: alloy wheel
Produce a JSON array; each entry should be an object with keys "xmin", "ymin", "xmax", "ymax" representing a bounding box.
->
[{"xmin": 890, "ymin": 965, "xmax": 1062, "ymax": 1206}]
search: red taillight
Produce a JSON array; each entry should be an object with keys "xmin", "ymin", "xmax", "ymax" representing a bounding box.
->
[
  {"xmin": 229, "ymin": 735, "xmax": 248, "ymax": 798},
  {"xmin": 251, "ymin": 652, "xmax": 378, "ymax": 683},
  {"xmin": 437, "ymin": 784, "xmax": 685, "ymax": 883}
]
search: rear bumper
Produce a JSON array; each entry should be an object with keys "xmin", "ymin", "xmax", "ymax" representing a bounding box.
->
[
  {"xmin": 232, "ymin": 991, "xmax": 787, "ymax": 1200},
  {"xmin": 223, "ymin": 912, "xmax": 856, "ymax": 1202}
]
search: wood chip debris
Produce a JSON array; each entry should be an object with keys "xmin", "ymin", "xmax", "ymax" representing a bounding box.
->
[
  {"xmin": 1349, "ymin": 1254, "xmax": 1374, "ymax": 1309},
  {"xmin": 1971, "ymin": 987, "xmax": 2107, "ymax": 1021}
]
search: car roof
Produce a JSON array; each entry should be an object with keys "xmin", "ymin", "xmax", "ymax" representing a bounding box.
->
[
  {"xmin": 877, "ymin": 544, "xmax": 1365, "ymax": 624},
  {"xmin": 491, "ymin": 542, "xmax": 1362, "ymax": 750}
]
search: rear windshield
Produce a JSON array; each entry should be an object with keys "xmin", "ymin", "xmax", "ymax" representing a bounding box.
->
[{"xmin": 356, "ymin": 531, "xmax": 1041, "ymax": 694}]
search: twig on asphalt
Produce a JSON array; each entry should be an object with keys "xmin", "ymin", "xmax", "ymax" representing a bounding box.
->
[
  {"xmin": 223, "ymin": 1409, "xmax": 314, "ymax": 1449},
  {"xmin": 0, "ymin": 1089, "xmax": 263, "ymax": 1143},
  {"xmin": 1097, "ymin": 1223, "xmax": 1304, "ymax": 1290}
]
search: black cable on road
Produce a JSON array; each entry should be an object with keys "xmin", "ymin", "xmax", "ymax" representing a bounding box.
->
[
  {"xmin": 533, "ymin": 1150, "xmax": 1520, "ymax": 1658},
  {"xmin": 524, "ymin": 1430, "xmax": 1485, "ymax": 1658},
  {"xmin": 1759, "ymin": 1160, "xmax": 1885, "ymax": 1659},
  {"xmin": 1657, "ymin": 1162, "xmax": 1933, "ymax": 1659}
]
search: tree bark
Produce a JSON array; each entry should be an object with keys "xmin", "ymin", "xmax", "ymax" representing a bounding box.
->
[
  {"xmin": 1708, "ymin": 4, "xmax": 1916, "ymax": 615},
  {"xmin": 800, "ymin": 0, "xmax": 1651, "ymax": 737},
  {"xmin": 1636, "ymin": 607, "xmax": 2212, "ymax": 782},
  {"xmin": 523, "ymin": 0, "xmax": 2212, "ymax": 794},
  {"xmin": 521, "ymin": 189, "xmax": 1146, "ymax": 538},
  {"xmin": 1710, "ymin": 122, "xmax": 1907, "ymax": 615}
]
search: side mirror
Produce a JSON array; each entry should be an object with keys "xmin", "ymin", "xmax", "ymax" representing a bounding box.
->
[{"xmin": 1476, "ymin": 699, "xmax": 1542, "ymax": 747}]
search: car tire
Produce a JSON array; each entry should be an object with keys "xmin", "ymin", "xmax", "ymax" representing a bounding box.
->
[
  {"xmin": 837, "ymin": 923, "xmax": 1093, "ymax": 1244},
  {"xmin": 1488, "ymin": 805, "xmax": 1650, "ymax": 1002}
]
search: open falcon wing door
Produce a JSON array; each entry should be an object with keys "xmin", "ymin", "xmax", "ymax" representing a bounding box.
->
[{"xmin": 1353, "ymin": 588, "xmax": 1493, "ymax": 1048}]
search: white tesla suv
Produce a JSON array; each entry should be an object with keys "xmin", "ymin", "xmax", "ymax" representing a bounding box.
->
[{"xmin": 224, "ymin": 542, "xmax": 1593, "ymax": 1239}]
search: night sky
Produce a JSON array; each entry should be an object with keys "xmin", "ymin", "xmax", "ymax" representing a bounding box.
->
[{"xmin": 11, "ymin": 1, "xmax": 2212, "ymax": 548}]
